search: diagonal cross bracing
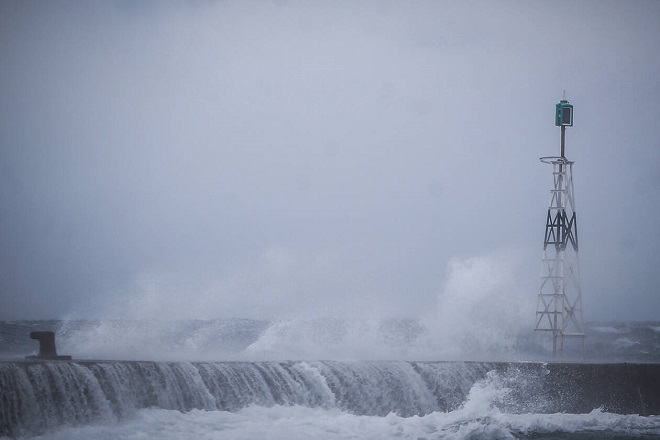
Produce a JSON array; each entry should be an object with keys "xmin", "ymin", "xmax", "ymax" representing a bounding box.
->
[{"xmin": 535, "ymin": 157, "xmax": 585, "ymax": 355}]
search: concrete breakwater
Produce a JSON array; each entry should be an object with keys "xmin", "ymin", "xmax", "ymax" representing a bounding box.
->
[
  {"xmin": 539, "ymin": 362, "xmax": 660, "ymax": 415},
  {"xmin": 1, "ymin": 360, "xmax": 659, "ymax": 437}
]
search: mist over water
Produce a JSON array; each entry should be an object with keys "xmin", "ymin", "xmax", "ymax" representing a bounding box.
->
[
  {"xmin": 35, "ymin": 250, "xmax": 536, "ymax": 361},
  {"xmin": 5, "ymin": 249, "xmax": 652, "ymax": 363}
]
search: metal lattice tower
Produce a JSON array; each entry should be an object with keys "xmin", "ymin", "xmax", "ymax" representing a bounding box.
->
[{"xmin": 534, "ymin": 98, "xmax": 585, "ymax": 356}]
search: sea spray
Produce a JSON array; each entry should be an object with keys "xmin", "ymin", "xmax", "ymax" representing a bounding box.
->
[{"xmin": 420, "ymin": 251, "xmax": 536, "ymax": 360}]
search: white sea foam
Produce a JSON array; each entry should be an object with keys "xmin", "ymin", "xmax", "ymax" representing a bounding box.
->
[
  {"xmin": 240, "ymin": 318, "xmax": 423, "ymax": 361},
  {"xmin": 591, "ymin": 326, "xmax": 625, "ymax": 334},
  {"xmin": 614, "ymin": 337, "xmax": 639, "ymax": 348},
  {"xmin": 26, "ymin": 403, "xmax": 660, "ymax": 440}
]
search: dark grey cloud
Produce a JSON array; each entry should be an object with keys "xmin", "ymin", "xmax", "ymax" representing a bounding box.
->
[{"xmin": 1, "ymin": 1, "xmax": 659, "ymax": 321}]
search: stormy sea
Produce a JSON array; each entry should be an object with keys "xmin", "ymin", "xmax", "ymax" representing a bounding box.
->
[{"xmin": 2, "ymin": 319, "xmax": 660, "ymax": 439}]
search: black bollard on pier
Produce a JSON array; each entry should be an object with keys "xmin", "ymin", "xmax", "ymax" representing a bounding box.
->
[{"xmin": 25, "ymin": 331, "xmax": 71, "ymax": 360}]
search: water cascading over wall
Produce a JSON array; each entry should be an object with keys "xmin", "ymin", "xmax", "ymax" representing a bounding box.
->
[
  {"xmin": 0, "ymin": 360, "xmax": 490, "ymax": 437},
  {"xmin": 1, "ymin": 361, "xmax": 659, "ymax": 437}
]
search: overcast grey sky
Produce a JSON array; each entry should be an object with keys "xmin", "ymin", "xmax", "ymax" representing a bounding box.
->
[{"xmin": 1, "ymin": 1, "xmax": 659, "ymax": 322}]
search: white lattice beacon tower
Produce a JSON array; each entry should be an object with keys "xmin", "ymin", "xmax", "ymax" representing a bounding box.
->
[{"xmin": 535, "ymin": 97, "xmax": 585, "ymax": 356}]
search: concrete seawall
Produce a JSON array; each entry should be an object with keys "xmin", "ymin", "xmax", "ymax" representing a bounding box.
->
[
  {"xmin": 2, "ymin": 359, "xmax": 660, "ymax": 438},
  {"xmin": 540, "ymin": 362, "xmax": 660, "ymax": 415},
  {"xmin": 4, "ymin": 359, "xmax": 660, "ymax": 415}
]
